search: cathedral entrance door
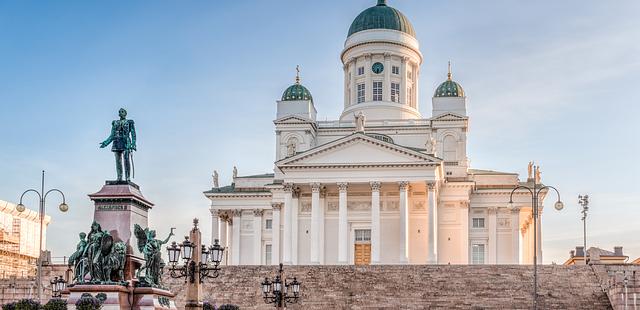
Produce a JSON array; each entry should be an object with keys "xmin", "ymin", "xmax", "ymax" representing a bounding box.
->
[{"xmin": 354, "ymin": 229, "xmax": 371, "ymax": 265}]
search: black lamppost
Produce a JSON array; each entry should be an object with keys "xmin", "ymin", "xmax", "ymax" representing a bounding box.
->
[
  {"xmin": 507, "ymin": 165, "xmax": 563, "ymax": 310},
  {"xmin": 578, "ymin": 194, "xmax": 589, "ymax": 264},
  {"xmin": 50, "ymin": 276, "xmax": 66, "ymax": 299},
  {"xmin": 166, "ymin": 237, "xmax": 224, "ymax": 283},
  {"xmin": 17, "ymin": 170, "xmax": 69, "ymax": 303},
  {"xmin": 261, "ymin": 263, "xmax": 301, "ymax": 309}
]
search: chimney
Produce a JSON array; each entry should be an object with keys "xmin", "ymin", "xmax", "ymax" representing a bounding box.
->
[
  {"xmin": 570, "ymin": 250, "xmax": 575, "ymax": 258},
  {"xmin": 575, "ymin": 246, "xmax": 585, "ymax": 257},
  {"xmin": 614, "ymin": 246, "xmax": 623, "ymax": 256}
]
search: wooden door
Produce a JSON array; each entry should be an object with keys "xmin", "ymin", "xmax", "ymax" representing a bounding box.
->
[{"xmin": 354, "ymin": 244, "xmax": 371, "ymax": 265}]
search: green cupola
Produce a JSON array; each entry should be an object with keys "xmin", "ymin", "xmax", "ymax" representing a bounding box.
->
[
  {"xmin": 434, "ymin": 62, "xmax": 465, "ymax": 98},
  {"xmin": 281, "ymin": 66, "xmax": 313, "ymax": 102},
  {"xmin": 348, "ymin": 0, "xmax": 415, "ymax": 38}
]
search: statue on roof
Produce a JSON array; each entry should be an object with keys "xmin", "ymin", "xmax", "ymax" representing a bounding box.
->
[
  {"xmin": 212, "ymin": 170, "xmax": 219, "ymax": 188},
  {"xmin": 426, "ymin": 136, "xmax": 437, "ymax": 154},
  {"xmin": 535, "ymin": 166, "xmax": 542, "ymax": 184},
  {"xmin": 100, "ymin": 108, "xmax": 137, "ymax": 182},
  {"xmin": 233, "ymin": 166, "xmax": 238, "ymax": 179},
  {"xmin": 527, "ymin": 161, "xmax": 533, "ymax": 180},
  {"xmin": 355, "ymin": 112, "xmax": 366, "ymax": 132}
]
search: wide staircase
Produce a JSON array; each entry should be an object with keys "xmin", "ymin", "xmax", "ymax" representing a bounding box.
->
[{"xmin": 164, "ymin": 265, "xmax": 612, "ymax": 309}]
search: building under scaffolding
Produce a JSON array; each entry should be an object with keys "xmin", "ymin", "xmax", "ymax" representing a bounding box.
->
[{"xmin": 0, "ymin": 200, "xmax": 50, "ymax": 279}]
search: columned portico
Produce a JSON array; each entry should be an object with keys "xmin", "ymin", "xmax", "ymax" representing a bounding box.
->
[
  {"xmin": 337, "ymin": 182, "xmax": 349, "ymax": 264},
  {"xmin": 399, "ymin": 181, "xmax": 409, "ymax": 264}
]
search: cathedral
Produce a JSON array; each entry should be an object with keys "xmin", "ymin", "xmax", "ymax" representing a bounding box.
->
[{"xmin": 205, "ymin": 0, "xmax": 546, "ymax": 266}]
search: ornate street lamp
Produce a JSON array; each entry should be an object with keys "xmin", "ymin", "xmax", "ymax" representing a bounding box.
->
[
  {"xmin": 262, "ymin": 263, "xmax": 301, "ymax": 309},
  {"xmin": 50, "ymin": 276, "xmax": 67, "ymax": 298},
  {"xmin": 17, "ymin": 170, "xmax": 69, "ymax": 303},
  {"xmin": 166, "ymin": 220, "xmax": 224, "ymax": 284},
  {"xmin": 507, "ymin": 165, "xmax": 562, "ymax": 310},
  {"xmin": 578, "ymin": 194, "xmax": 589, "ymax": 264}
]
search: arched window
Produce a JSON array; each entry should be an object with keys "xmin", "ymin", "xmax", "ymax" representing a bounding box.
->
[{"xmin": 443, "ymin": 135, "xmax": 457, "ymax": 161}]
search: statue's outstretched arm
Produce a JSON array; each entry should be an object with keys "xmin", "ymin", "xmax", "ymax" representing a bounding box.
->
[
  {"xmin": 160, "ymin": 230, "xmax": 174, "ymax": 245},
  {"xmin": 100, "ymin": 121, "xmax": 116, "ymax": 147}
]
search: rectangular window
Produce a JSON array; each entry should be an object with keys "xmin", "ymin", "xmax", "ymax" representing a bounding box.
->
[
  {"xmin": 391, "ymin": 83, "xmax": 400, "ymax": 103},
  {"xmin": 265, "ymin": 219, "xmax": 273, "ymax": 230},
  {"xmin": 355, "ymin": 229, "xmax": 371, "ymax": 242},
  {"xmin": 265, "ymin": 244, "xmax": 272, "ymax": 265},
  {"xmin": 357, "ymin": 83, "xmax": 365, "ymax": 103},
  {"xmin": 472, "ymin": 218, "xmax": 485, "ymax": 228},
  {"xmin": 358, "ymin": 66, "xmax": 364, "ymax": 75},
  {"xmin": 392, "ymin": 66, "xmax": 399, "ymax": 75},
  {"xmin": 472, "ymin": 244, "xmax": 485, "ymax": 264},
  {"xmin": 372, "ymin": 81, "xmax": 382, "ymax": 101}
]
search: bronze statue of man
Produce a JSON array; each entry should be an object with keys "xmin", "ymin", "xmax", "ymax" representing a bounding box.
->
[{"xmin": 100, "ymin": 108, "xmax": 136, "ymax": 182}]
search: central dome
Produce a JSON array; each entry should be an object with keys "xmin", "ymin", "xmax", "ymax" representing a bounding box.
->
[{"xmin": 348, "ymin": 0, "xmax": 415, "ymax": 38}]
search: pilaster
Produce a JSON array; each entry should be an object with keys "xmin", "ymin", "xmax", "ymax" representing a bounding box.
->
[{"xmin": 337, "ymin": 182, "xmax": 349, "ymax": 264}]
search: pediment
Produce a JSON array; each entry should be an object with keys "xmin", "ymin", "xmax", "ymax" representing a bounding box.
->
[
  {"xmin": 277, "ymin": 133, "xmax": 441, "ymax": 168},
  {"xmin": 431, "ymin": 112, "xmax": 468, "ymax": 121},
  {"xmin": 274, "ymin": 115, "xmax": 315, "ymax": 124}
]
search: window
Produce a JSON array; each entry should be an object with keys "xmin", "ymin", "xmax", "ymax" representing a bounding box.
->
[
  {"xmin": 265, "ymin": 219, "xmax": 273, "ymax": 230},
  {"xmin": 357, "ymin": 66, "xmax": 364, "ymax": 75},
  {"xmin": 355, "ymin": 229, "xmax": 371, "ymax": 242},
  {"xmin": 265, "ymin": 244, "xmax": 272, "ymax": 265},
  {"xmin": 357, "ymin": 83, "xmax": 365, "ymax": 103},
  {"xmin": 392, "ymin": 66, "xmax": 399, "ymax": 75},
  {"xmin": 391, "ymin": 83, "xmax": 400, "ymax": 103},
  {"xmin": 472, "ymin": 218, "xmax": 485, "ymax": 228},
  {"xmin": 373, "ymin": 81, "xmax": 382, "ymax": 101},
  {"xmin": 472, "ymin": 244, "xmax": 485, "ymax": 264}
]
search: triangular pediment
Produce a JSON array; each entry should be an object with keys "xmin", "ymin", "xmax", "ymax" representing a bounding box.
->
[
  {"xmin": 431, "ymin": 112, "xmax": 468, "ymax": 121},
  {"xmin": 277, "ymin": 133, "xmax": 441, "ymax": 168},
  {"xmin": 273, "ymin": 115, "xmax": 315, "ymax": 124}
]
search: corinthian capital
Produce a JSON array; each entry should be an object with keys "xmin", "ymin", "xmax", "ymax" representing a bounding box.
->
[
  {"xmin": 311, "ymin": 182, "xmax": 321, "ymax": 193},
  {"xmin": 398, "ymin": 181, "xmax": 410, "ymax": 191},
  {"xmin": 271, "ymin": 203, "xmax": 282, "ymax": 211},
  {"xmin": 283, "ymin": 183, "xmax": 294, "ymax": 193},
  {"xmin": 337, "ymin": 182, "xmax": 348, "ymax": 192},
  {"xmin": 370, "ymin": 181, "xmax": 381, "ymax": 192}
]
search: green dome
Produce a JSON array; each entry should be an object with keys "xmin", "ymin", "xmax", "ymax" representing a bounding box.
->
[
  {"xmin": 282, "ymin": 83, "xmax": 313, "ymax": 102},
  {"xmin": 348, "ymin": 0, "xmax": 415, "ymax": 38},
  {"xmin": 434, "ymin": 79, "xmax": 465, "ymax": 98}
]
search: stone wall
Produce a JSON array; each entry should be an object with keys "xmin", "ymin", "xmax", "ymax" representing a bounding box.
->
[
  {"xmin": 592, "ymin": 264, "xmax": 640, "ymax": 310},
  {"xmin": 0, "ymin": 264, "xmax": 68, "ymax": 304},
  {"xmin": 164, "ymin": 265, "xmax": 612, "ymax": 309}
]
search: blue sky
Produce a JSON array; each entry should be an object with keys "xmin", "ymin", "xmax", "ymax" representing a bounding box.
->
[{"xmin": 0, "ymin": 0, "xmax": 638, "ymax": 264}]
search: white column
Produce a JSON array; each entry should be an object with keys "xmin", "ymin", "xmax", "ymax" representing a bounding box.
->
[
  {"xmin": 487, "ymin": 207, "xmax": 497, "ymax": 264},
  {"xmin": 427, "ymin": 182, "xmax": 438, "ymax": 264},
  {"xmin": 271, "ymin": 203, "xmax": 282, "ymax": 265},
  {"xmin": 219, "ymin": 213, "xmax": 228, "ymax": 265},
  {"xmin": 399, "ymin": 181, "xmax": 409, "ymax": 263},
  {"xmin": 310, "ymin": 182, "xmax": 321, "ymax": 264},
  {"xmin": 400, "ymin": 57, "xmax": 407, "ymax": 104},
  {"xmin": 511, "ymin": 207, "xmax": 521, "ymax": 264},
  {"xmin": 291, "ymin": 188, "xmax": 299, "ymax": 264},
  {"xmin": 283, "ymin": 184, "xmax": 293, "ymax": 265},
  {"xmin": 337, "ymin": 182, "xmax": 349, "ymax": 264},
  {"xmin": 365, "ymin": 54, "xmax": 372, "ymax": 102},
  {"xmin": 350, "ymin": 59, "xmax": 356, "ymax": 106},
  {"xmin": 383, "ymin": 53, "xmax": 391, "ymax": 102},
  {"xmin": 231, "ymin": 209, "xmax": 241, "ymax": 265},
  {"xmin": 370, "ymin": 181, "xmax": 381, "ymax": 264},
  {"xmin": 319, "ymin": 187, "xmax": 326, "ymax": 264},
  {"xmin": 253, "ymin": 209, "xmax": 263, "ymax": 265},
  {"xmin": 460, "ymin": 201, "xmax": 469, "ymax": 264},
  {"xmin": 211, "ymin": 209, "xmax": 220, "ymax": 245},
  {"xmin": 536, "ymin": 212, "xmax": 542, "ymax": 264}
]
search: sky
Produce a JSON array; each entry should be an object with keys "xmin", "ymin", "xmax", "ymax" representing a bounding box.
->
[{"xmin": 0, "ymin": 0, "xmax": 639, "ymax": 264}]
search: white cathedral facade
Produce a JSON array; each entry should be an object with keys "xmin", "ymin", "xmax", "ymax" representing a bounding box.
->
[{"xmin": 205, "ymin": 0, "xmax": 547, "ymax": 266}]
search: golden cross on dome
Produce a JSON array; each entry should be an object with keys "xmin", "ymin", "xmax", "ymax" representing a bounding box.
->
[
  {"xmin": 447, "ymin": 61, "xmax": 452, "ymax": 80},
  {"xmin": 295, "ymin": 65, "xmax": 300, "ymax": 84}
]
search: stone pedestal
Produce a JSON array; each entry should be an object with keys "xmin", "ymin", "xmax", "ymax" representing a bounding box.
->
[
  {"xmin": 133, "ymin": 287, "xmax": 178, "ymax": 310},
  {"xmin": 89, "ymin": 181, "xmax": 153, "ymax": 279},
  {"xmin": 66, "ymin": 285, "xmax": 177, "ymax": 310}
]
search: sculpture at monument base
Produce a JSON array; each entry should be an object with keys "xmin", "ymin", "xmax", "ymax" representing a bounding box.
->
[
  {"xmin": 68, "ymin": 221, "xmax": 126, "ymax": 285},
  {"xmin": 134, "ymin": 224, "xmax": 174, "ymax": 287}
]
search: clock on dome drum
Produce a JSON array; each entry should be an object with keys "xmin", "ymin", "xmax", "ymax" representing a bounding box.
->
[{"xmin": 372, "ymin": 62, "xmax": 384, "ymax": 74}]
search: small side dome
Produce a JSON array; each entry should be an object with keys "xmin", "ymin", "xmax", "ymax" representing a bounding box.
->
[
  {"xmin": 434, "ymin": 62, "xmax": 465, "ymax": 98},
  {"xmin": 348, "ymin": 0, "xmax": 415, "ymax": 38},
  {"xmin": 281, "ymin": 66, "xmax": 313, "ymax": 102}
]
